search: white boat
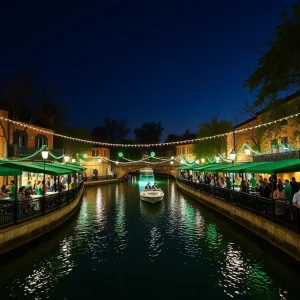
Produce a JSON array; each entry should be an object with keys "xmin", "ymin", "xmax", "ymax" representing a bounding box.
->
[{"xmin": 140, "ymin": 188, "xmax": 164, "ymax": 204}]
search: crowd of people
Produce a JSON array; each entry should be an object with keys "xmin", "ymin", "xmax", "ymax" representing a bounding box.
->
[
  {"xmin": 0, "ymin": 175, "xmax": 78, "ymax": 201},
  {"xmin": 180, "ymin": 171, "xmax": 300, "ymax": 210}
]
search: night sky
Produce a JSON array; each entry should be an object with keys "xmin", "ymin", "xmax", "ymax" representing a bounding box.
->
[{"xmin": 0, "ymin": 0, "xmax": 298, "ymax": 141}]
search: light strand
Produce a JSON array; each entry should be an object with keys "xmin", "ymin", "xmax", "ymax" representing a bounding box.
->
[{"xmin": 0, "ymin": 111, "xmax": 299, "ymax": 147}]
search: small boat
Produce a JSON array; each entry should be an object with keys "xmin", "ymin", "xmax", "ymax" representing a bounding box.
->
[{"xmin": 140, "ymin": 188, "xmax": 164, "ymax": 204}]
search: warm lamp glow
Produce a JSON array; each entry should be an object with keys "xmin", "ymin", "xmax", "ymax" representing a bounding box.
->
[
  {"xmin": 180, "ymin": 159, "xmax": 184, "ymax": 164},
  {"xmin": 41, "ymin": 151, "xmax": 49, "ymax": 160},
  {"xmin": 196, "ymin": 159, "xmax": 199, "ymax": 164},
  {"xmin": 71, "ymin": 158, "xmax": 76, "ymax": 163},
  {"xmin": 170, "ymin": 161, "xmax": 174, "ymax": 164},
  {"xmin": 116, "ymin": 161, "xmax": 119, "ymax": 164},
  {"xmin": 201, "ymin": 158, "xmax": 205, "ymax": 164},
  {"xmin": 229, "ymin": 150, "xmax": 236, "ymax": 161},
  {"xmin": 98, "ymin": 158, "xmax": 102, "ymax": 163},
  {"xmin": 64, "ymin": 155, "xmax": 70, "ymax": 162},
  {"xmin": 215, "ymin": 156, "xmax": 220, "ymax": 163},
  {"xmin": 245, "ymin": 149, "xmax": 251, "ymax": 156}
]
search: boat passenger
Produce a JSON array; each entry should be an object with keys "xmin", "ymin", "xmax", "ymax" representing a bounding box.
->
[
  {"xmin": 145, "ymin": 182, "xmax": 151, "ymax": 189},
  {"xmin": 152, "ymin": 182, "xmax": 159, "ymax": 189}
]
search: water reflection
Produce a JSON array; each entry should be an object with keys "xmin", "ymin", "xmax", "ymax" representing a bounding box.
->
[
  {"xmin": 140, "ymin": 201, "xmax": 164, "ymax": 220},
  {"xmin": 114, "ymin": 184, "xmax": 128, "ymax": 251},
  {"xmin": 0, "ymin": 177, "xmax": 299, "ymax": 300}
]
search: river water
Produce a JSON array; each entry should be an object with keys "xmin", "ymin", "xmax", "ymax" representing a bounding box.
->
[{"xmin": 0, "ymin": 177, "xmax": 300, "ymax": 299}]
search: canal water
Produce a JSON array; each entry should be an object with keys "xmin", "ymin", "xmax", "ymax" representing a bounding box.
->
[{"xmin": 0, "ymin": 177, "xmax": 300, "ymax": 300}]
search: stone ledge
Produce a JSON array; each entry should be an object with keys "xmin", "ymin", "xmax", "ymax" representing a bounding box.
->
[{"xmin": 177, "ymin": 181, "xmax": 300, "ymax": 262}]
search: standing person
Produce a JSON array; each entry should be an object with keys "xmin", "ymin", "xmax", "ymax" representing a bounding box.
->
[
  {"xmin": 7, "ymin": 180, "xmax": 16, "ymax": 199},
  {"xmin": 292, "ymin": 189, "xmax": 300, "ymax": 209},
  {"xmin": 273, "ymin": 183, "xmax": 286, "ymax": 217},
  {"xmin": 290, "ymin": 177, "xmax": 300, "ymax": 198},
  {"xmin": 226, "ymin": 176, "xmax": 232, "ymax": 189},
  {"xmin": 283, "ymin": 179, "xmax": 292, "ymax": 203},
  {"xmin": 250, "ymin": 174, "xmax": 257, "ymax": 188}
]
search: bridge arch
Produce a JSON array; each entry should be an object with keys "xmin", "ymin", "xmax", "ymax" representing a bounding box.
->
[{"xmin": 115, "ymin": 164, "xmax": 178, "ymax": 179}]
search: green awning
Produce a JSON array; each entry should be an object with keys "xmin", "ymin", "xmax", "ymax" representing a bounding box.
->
[
  {"xmin": 193, "ymin": 163, "xmax": 219, "ymax": 171},
  {"xmin": 177, "ymin": 165, "xmax": 196, "ymax": 170},
  {"xmin": 0, "ymin": 165, "xmax": 22, "ymax": 176},
  {"xmin": 244, "ymin": 159, "xmax": 300, "ymax": 174},
  {"xmin": 218, "ymin": 162, "xmax": 272, "ymax": 173},
  {"xmin": 38, "ymin": 162, "xmax": 86, "ymax": 172},
  {"xmin": 199, "ymin": 163, "xmax": 233, "ymax": 172},
  {"xmin": 0, "ymin": 162, "xmax": 75, "ymax": 176}
]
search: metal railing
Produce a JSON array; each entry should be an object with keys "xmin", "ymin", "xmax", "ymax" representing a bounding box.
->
[
  {"xmin": 0, "ymin": 181, "xmax": 83, "ymax": 228},
  {"xmin": 177, "ymin": 178, "xmax": 300, "ymax": 233},
  {"xmin": 83, "ymin": 174, "xmax": 117, "ymax": 182}
]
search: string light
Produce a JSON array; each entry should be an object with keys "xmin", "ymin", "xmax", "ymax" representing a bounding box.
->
[
  {"xmin": 0, "ymin": 111, "xmax": 299, "ymax": 147},
  {"xmin": 0, "ymin": 145, "xmax": 64, "ymax": 162}
]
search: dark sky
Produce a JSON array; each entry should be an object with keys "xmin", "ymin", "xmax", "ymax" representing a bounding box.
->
[{"xmin": 0, "ymin": 0, "xmax": 298, "ymax": 141}]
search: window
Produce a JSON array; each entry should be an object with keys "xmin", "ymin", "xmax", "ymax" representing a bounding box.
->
[
  {"xmin": 271, "ymin": 139, "xmax": 278, "ymax": 153},
  {"xmin": 13, "ymin": 130, "xmax": 28, "ymax": 147},
  {"xmin": 281, "ymin": 137, "xmax": 288, "ymax": 145},
  {"xmin": 92, "ymin": 150, "xmax": 99, "ymax": 157},
  {"xmin": 281, "ymin": 119, "xmax": 288, "ymax": 125},
  {"xmin": 35, "ymin": 135, "xmax": 47, "ymax": 148},
  {"xmin": 270, "ymin": 140, "xmax": 277, "ymax": 147}
]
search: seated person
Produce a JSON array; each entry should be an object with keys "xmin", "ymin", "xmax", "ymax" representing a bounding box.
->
[
  {"xmin": 145, "ymin": 182, "xmax": 151, "ymax": 189},
  {"xmin": 0, "ymin": 184, "xmax": 8, "ymax": 196},
  {"xmin": 152, "ymin": 182, "xmax": 159, "ymax": 189},
  {"xmin": 18, "ymin": 186, "xmax": 27, "ymax": 201}
]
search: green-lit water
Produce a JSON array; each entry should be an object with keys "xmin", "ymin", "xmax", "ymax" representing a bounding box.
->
[{"xmin": 0, "ymin": 177, "xmax": 299, "ymax": 299}]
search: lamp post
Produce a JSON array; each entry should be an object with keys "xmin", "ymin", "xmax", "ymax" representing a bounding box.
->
[
  {"xmin": 41, "ymin": 150, "xmax": 49, "ymax": 214},
  {"xmin": 245, "ymin": 148, "xmax": 251, "ymax": 162},
  {"xmin": 229, "ymin": 150, "xmax": 236, "ymax": 165},
  {"xmin": 64, "ymin": 155, "xmax": 70, "ymax": 163}
]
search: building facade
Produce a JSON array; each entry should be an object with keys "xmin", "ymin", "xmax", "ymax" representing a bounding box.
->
[
  {"xmin": 82, "ymin": 147, "xmax": 111, "ymax": 177},
  {"xmin": 227, "ymin": 92, "xmax": 300, "ymax": 163},
  {"xmin": 176, "ymin": 144, "xmax": 195, "ymax": 162}
]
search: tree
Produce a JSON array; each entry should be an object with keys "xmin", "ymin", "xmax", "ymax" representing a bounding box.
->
[
  {"xmin": 91, "ymin": 118, "xmax": 130, "ymax": 143},
  {"xmin": 244, "ymin": 4, "xmax": 300, "ymax": 107},
  {"xmin": 134, "ymin": 122, "xmax": 164, "ymax": 144},
  {"xmin": 55, "ymin": 127, "xmax": 92, "ymax": 158},
  {"xmin": 0, "ymin": 70, "xmax": 66, "ymax": 156},
  {"xmin": 193, "ymin": 117, "xmax": 232, "ymax": 159}
]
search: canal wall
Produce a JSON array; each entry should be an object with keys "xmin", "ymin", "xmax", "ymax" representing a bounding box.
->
[
  {"xmin": 176, "ymin": 181, "xmax": 300, "ymax": 262},
  {"xmin": 84, "ymin": 178, "xmax": 123, "ymax": 187},
  {"xmin": 0, "ymin": 188, "xmax": 84, "ymax": 256}
]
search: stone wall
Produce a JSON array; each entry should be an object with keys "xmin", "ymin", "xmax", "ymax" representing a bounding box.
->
[{"xmin": 177, "ymin": 180, "xmax": 300, "ymax": 262}]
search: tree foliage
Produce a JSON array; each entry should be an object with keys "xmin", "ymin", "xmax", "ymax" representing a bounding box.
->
[
  {"xmin": 193, "ymin": 117, "xmax": 232, "ymax": 159},
  {"xmin": 244, "ymin": 4, "xmax": 300, "ymax": 107},
  {"xmin": 91, "ymin": 118, "xmax": 130, "ymax": 143},
  {"xmin": 55, "ymin": 127, "xmax": 91, "ymax": 157},
  {"xmin": 134, "ymin": 122, "xmax": 164, "ymax": 144}
]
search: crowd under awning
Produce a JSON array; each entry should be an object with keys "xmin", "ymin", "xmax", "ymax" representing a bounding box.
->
[{"xmin": 176, "ymin": 159, "xmax": 300, "ymax": 174}]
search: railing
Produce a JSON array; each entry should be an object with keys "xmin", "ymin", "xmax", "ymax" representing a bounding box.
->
[
  {"xmin": 253, "ymin": 150, "xmax": 300, "ymax": 162},
  {"xmin": 83, "ymin": 174, "xmax": 117, "ymax": 182},
  {"xmin": 177, "ymin": 178, "xmax": 300, "ymax": 233},
  {"xmin": 0, "ymin": 181, "xmax": 83, "ymax": 228}
]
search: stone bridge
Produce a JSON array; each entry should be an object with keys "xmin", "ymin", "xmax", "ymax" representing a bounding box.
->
[{"xmin": 114, "ymin": 163, "xmax": 179, "ymax": 178}]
